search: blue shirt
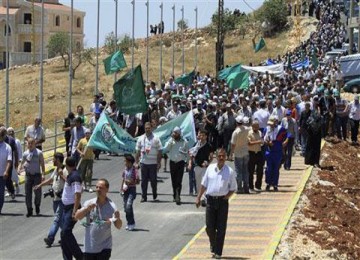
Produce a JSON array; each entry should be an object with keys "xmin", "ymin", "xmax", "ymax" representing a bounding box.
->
[{"xmin": 201, "ymin": 163, "xmax": 237, "ymax": 196}]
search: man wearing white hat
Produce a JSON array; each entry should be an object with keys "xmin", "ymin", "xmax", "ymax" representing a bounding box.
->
[{"xmin": 230, "ymin": 115, "xmax": 251, "ymax": 193}]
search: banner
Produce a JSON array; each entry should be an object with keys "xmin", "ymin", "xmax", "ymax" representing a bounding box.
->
[
  {"xmin": 103, "ymin": 50, "xmax": 127, "ymax": 75},
  {"xmin": 87, "ymin": 112, "xmax": 137, "ymax": 154},
  {"xmin": 242, "ymin": 63, "xmax": 284, "ymax": 77},
  {"xmin": 88, "ymin": 111, "xmax": 196, "ymax": 154},
  {"xmin": 218, "ymin": 63, "xmax": 242, "ymax": 81},
  {"xmin": 113, "ymin": 65, "xmax": 148, "ymax": 115}
]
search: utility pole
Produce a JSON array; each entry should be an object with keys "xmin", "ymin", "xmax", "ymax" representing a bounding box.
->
[
  {"xmin": 31, "ymin": 0, "xmax": 35, "ymax": 64},
  {"xmin": 39, "ymin": 0, "xmax": 44, "ymax": 119},
  {"xmin": 69, "ymin": 0, "xmax": 73, "ymax": 112},
  {"xmin": 216, "ymin": 0, "xmax": 224, "ymax": 75},
  {"xmin": 114, "ymin": 0, "xmax": 118, "ymax": 82},
  {"xmin": 349, "ymin": 0, "xmax": 354, "ymax": 54},
  {"xmin": 146, "ymin": 0, "xmax": 149, "ymax": 82},
  {"xmin": 95, "ymin": 0, "xmax": 100, "ymax": 94},
  {"xmin": 159, "ymin": 2, "xmax": 163, "ymax": 85},
  {"xmin": 5, "ymin": 0, "xmax": 9, "ymax": 127},
  {"xmin": 194, "ymin": 6, "xmax": 198, "ymax": 69},
  {"xmin": 131, "ymin": 0, "xmax": 135, "ymax": 69},
  {"xmin": 181, "ymin": 6, "xmax": 184, "ymax": 74},
  {"xmin": 172, "ymin": 4, "xmax": 175, "ymax": 77}
]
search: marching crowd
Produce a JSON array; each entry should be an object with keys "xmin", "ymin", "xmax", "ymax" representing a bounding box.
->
[{"xmin": 1, "ymin": 0, "xmax": 360, "ymax": 259}]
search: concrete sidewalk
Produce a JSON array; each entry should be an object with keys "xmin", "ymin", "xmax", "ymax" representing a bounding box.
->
[{"xmin": 174, "ymin": 153, "xmax": 311, "ymax": 260}]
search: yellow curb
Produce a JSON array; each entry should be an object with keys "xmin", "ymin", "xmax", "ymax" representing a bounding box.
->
[
  {"xmin": 261, "ymin": 140, "xmax": 325, "ymax": 259},
  {"xmin": 173, "ymin": 193, "xmax": 237, "ymax": 260}
]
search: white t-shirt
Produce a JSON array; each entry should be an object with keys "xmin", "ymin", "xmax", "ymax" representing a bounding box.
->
[
  {"xmin": 0, "ymin": 142, "xmax": 12, "ymax": 176},
  {"xmin": 136, "ymin": 133, "xmax": 162, "ymax": 165}
]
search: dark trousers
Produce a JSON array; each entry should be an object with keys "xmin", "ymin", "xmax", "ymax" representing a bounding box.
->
[
  {"xmin": 0, "ymin": 177, "xmax": 5, "ymax": 213},
  {"xmin": 349, "ymin": 119, "xmax": 359, "ymax": 142},
  {"xmin": 248, "ymin": 151, "xmax": 264, "ymax": 189},
  {"xmin": 140, "ymin": 164, "xmax": 157, "ymax": 200},
  {"xmin": 61, "ymin": 204, "xmax": 83, "ymax": 260},
  {"xmin": 336, "ymin": 116, "xmax": 348, "ymax": 140},
  {"xmin": 170, "ymin": 160, "xmax": 185, "ymax": 200},
  {"xmin": 223, "ymin": 129, "xmax": 234, "ymax": 156},
  {"xmin": 65, "ymin": 135, "xmax": 71, "ymax": 156},
  {"xmin": 84, "ymin": 249, "xmax": 111, "ymax": 260},
  {"xmin": 206, "ymin": 196, "xmax": 229, "ymax": 256},
  {"xmin": 5, "ymin": 165, "xmax": 14, "ymax": 195},
  {"xmin": 284, "ymin": 137, "xmax": 295, "ymax": 170},
  {"xmin": 265, "ymin": 151, "xmax": 282, "ymax": 187},
  {"xmin": 25, "ymin": 173, "xmax": 42, "ymax": 211},
  {"xmin": 123, "ymin": 187, "xmax": 136, "ymax": 225},
  {"xmin": 188, "ymin": 162, "xmax": 196, "ymax": 194}
]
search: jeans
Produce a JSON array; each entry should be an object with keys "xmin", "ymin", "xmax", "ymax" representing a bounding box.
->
[
  {"xmin": 84, "ymin": 249, "xmax": 111, "ymax": 260},
  {"xmin": 284, "ymin": 137, "xmax": 295, "ymax": 170},
  {"xmin": 170, "ymin": 160, "xmax": 185, "ymax": 200},
  {"xmin": 0, "ymin": 176, "xmax": 5, "ymax": 213},
  {"xmin": 336, "ymin": 116, "xmax": 348, "ymax": 140},
  {"xmin": 248, "ymin": 151, "xmax": 264, "ymax": 190},
  {"xmin": 123, "ymin": 187, "xmax": 136, "ymax": 225},
  {"xmin": 234, "ymin": 156, "xmax": 249, "ymax": 193},
  {"xmin": 48, "ymin": 200, "xmax": 64, "ymax": 243},
  {"xmin": 349, "ymin": 119, "xmax": 359, "ymax": 142},
  {"xmin": 188, "ymin": 162, "xmax": 196, "ymax": 194},
  {"xmin": 140, "ymin": 164, "xmax": 157, "ymax": 200},
  {"xmin": 61, "ymin": 204, "xmax": 83, "ymax": 260},
  {"xmin": 206, "ymin": 196, "xmax": 229, "ymax": 256},
  {"xmin": 25, "ymin": 174, "xmax": 42, "ymax": 211}
]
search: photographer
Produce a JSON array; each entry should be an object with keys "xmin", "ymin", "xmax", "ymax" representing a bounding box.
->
[{"xmin": 34, "ymin": 152, "xmax": 67, "ymax": 247}]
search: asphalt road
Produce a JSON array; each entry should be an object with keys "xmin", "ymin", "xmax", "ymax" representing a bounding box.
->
[{"xmin": 0, "ymin": 155, "xmax": 206, "ymax": 260}]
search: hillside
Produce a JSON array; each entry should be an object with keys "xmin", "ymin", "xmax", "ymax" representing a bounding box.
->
[{"xmin": 0, "ymin": 16, "xmax": 317, "ymax": 129}]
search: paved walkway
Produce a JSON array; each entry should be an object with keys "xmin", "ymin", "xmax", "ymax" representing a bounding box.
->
[{"xmin": 174, "ymin": 153, "xmax": 312, "ymax": 260}]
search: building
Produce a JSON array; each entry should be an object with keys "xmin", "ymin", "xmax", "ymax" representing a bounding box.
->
[{"xmin": 0, "ymin": 0, "xmax": 85, "ymax": 68}]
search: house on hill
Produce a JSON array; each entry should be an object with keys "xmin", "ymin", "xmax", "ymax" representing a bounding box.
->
[{"xmin": 0, "ymin": 0, "xmax": 85, "ymax": 68}]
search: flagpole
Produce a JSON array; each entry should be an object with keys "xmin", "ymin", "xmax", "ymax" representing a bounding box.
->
[
  {"xmin": 95, "ymin": 0, "xmax": 100, "ymax": 94},
  {"xmin": 114, "ymin": 0, "xmax": 118, "ymax": 83},
  {"xmin": 146, "ymin": 0, "xmax": 149, "ymax": 82},
  {"xmin": 194, "ymin": 6, "xmax": 198, "ymax": 69},
  {"xmin": 159, "ymin": 2, "xmax": 163, "ymax": 85},
  {"xmin": 39, "ymin": 0, "xmax": 44, "ymax": 119},
  {"xmin": 68, "ymin": 0, "xmax": 73, "ymax": 113},
  {"xmin": 172, "ymin": 4, "xmax": 175, "ymax": 77},
  {"xmin": 131, "ymin": 0, "xmax": 135, "ymax": 70},
  {"xmin": 181, "ymin": 5, "xmax": 185, "ymax": 74},
  {"xmin": 5, "ymin": 0, "xmax": 9, "ymax": 127}
]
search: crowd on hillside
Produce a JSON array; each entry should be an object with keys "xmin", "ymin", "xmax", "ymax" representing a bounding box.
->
[{"xmin": 1, "ymin": 0, "xmax": 360, "ymax": 259}]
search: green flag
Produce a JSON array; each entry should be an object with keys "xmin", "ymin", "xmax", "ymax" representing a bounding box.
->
[
  {"xmin": 226, "ymin": 71, "xmax": 250, "ymax": 90},
  {"xmin": 113, "ymin": 65, "xmax": 148, "ymax": 115},
  {"xmin": 311, "ymin": 52, "xmax": 319, "ymax": 69},
  {"xmin": 218, "ymin": 63, "xmax": 242, "ymax": 80},
  {"xmin": 174, "ymin": 70, "xmax": 195, "ymax": 86},
  {"xmin": 103, "ymin": 50, "xmax": 127, "ymax": 75},
  {"xmin": 254, "ymin": 37, "xmax": 266, "ymax": 53}
]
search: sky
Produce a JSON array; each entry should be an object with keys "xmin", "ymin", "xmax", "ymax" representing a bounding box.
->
[{"xmin": 60, "ymin": 0, "xmax": 264, "ymax": 48}]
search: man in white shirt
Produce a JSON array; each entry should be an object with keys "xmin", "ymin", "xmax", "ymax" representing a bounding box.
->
[
  {"xmin": 196, "ymin": 148, "xmax": 237, "ymax": 259},
  {"xmin": 346, "ymin": 95, "xmax": 360, "ymax": 145},
  {"xmin": 252, "ymin": 100, "xmax": 270, "ymax": 131},
  {"xmin": 0, "ymin": 127, "xmax": 12, "ymax": 215},
  {"xmin": 25, "ymin": 117, "xmax": 46, "ymax": 150},
  {"xmin": 135, "ymin": 122, "xmax": 162, "ymax": 202}
]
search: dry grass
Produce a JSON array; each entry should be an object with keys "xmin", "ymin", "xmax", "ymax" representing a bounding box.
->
[{"xmin": 0, "ymin": 27, "xmax": 293, "ymax": 130}]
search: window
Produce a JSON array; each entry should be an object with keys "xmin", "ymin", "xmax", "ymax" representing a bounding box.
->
[
  {"xmin": 55, "ymin": 15, "xmax": 60, "ymax": 26},
  {"xmin": 24, "ymin": 42, "xmax": 31, "ymax": 52},
  {"xmin": 76, "ymin": 17, "xmax": 81, "ymax": 28},
  {"xmin": 4, "ymin": 25, "xmax": 11, "ymax": 36},
  {"xmin": 24, "ymin": 13, "xmax": 32, "ymax": 24}
]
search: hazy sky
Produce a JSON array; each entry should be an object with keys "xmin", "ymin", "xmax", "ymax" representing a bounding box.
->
[{"xmin": 60, "ymin": 0, "xmax": 264, "ymax": 48}]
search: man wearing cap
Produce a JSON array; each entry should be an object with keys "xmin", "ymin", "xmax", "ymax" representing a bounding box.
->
[
  {"xmin": 25, "ymin": 117, "xmax": 46, "ymax": 150},
  {"xmin": 77, "ymin": 129, "xmax": 94, "ymax": 193},
  {"xmin": 334, "ymin": 91, "xmax": 349, "ymax": 140},
  {"xmin": 135, "ymin": 122, "xmax": 163, "ymax": 202},
  {"xmin": 345, "ymin": 95, "xmax": 360, "ymax": 145},
  {"xmin": 230, "ymin": 115, "xmax": 251, "ymax": 194},
  {"xmin": 217, "ymin": 103, "xmax": 236, "ymax": 160},
  {"xmin": 263, "ymin": 116, "xmax": 288, "ymax": 191},
  {"xmin": 281, "ymin": 110, "xmax": 298, "ymax": 170},
  {"xmin": 163, "ymin": 127, "xmax": 189, "ymax": 205}
]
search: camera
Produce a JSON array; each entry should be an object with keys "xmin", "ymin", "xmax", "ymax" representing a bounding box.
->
[{"xmin": 43, "ymin": 188, "xmax": 55, "ymax": 198}]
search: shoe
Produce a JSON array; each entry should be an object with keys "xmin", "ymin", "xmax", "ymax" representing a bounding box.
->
[
  {"xmin": 11, "ymin": 193, "xmax": 16, "ymax": 200},
  {"xmin": 128, "ymin": 224, "xmax": 135, "ymax": 231},
  {"xmin": 266, "ymin": 185, "xmax": 270, "ymax": 191},
  {"xmin": 213, "ymin": 254, "xmax": 221, "ymax": 259},
  {"xmin": 140, "ymin": 198, "xmax": 147, "ymax": 203},
  {"xmin": 153, "ymin": 195, "xmax": 158, "ymax": 201},
  {"xmin": 254, "ymin": 187, "xmax": 262, "ymax": 192},
  {"xmin": 26, "ymin": 208, "xmax": 33, "ymax": 218},
  {"xmin": 36, "ymin": 206, "xmax": 40, "ymax": 215},
  {"xmin": 201, "ymin": 199, "xmax": 206, "ymax": 207},
  {"xmin": 125, "ymin": 225, "xmax": 129, "ymax": 230},
  {"xmin": 274, "ymin": 186, "xmax": 278, "ymax": 192},
  {"xmin": 44, "ymin": 237, "xmax": 53, "ymax": 247},
  {"xmin": 5, "ymin": 192, "xmax": 10, "ymax": 197},
  {"xmin": 88, "ymin": 188, "xmax": 94, "ymax": 193}
]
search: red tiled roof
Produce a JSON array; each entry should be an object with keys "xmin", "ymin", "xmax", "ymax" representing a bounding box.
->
[{"xmin": 0, "ymin": 6, "xmax": 19, "ymax": 15}]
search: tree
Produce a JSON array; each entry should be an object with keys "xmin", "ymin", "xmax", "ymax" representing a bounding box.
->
[
  {"xmin": 47, "ymin": 32, "xmax": 70, "ymax": 68},
  {"xmin": 104, "ymin": 31, "xmax": 117, "ymax": 55},
  {"xmin": 177, "ymin": 19, "xmax": 188, "ymax": 30},
  {"xmin": 254, "ymin": 0, "xmax": 288, "ymax": 34},
  {"xmin": 211, "ymin": 8, "xmax": 246, "ymax": 34},
  {"xmin": 103, "ymin": 32, "xmax": 137, "ymax": 54}
]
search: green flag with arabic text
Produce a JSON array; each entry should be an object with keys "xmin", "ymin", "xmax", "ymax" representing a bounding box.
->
[{"xmin": 103, "ymin": 50, "xmax": 127, "ymax": 75}]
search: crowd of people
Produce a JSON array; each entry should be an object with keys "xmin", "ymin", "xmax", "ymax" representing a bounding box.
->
[{"xmin": 1, "ymin": 0, "xmax": 360, "ymax": 259}]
